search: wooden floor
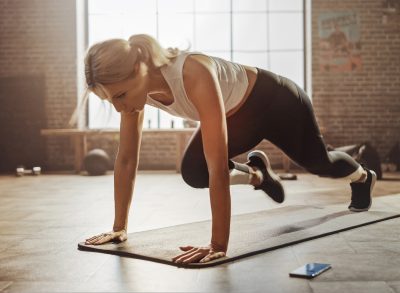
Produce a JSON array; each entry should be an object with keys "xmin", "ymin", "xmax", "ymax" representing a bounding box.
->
[{"xmin": 1, "ymin": 170, "xmax": 400, "ymax": 293}]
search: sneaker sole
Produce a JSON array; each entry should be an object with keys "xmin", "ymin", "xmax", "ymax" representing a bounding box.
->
[
  {"xmin": 247, "ymin": 150, "xmax": 285, "ymax": 203},
  {"xmin": 349, "ymin": 170, "xmax": 376, "ymax": 212}
]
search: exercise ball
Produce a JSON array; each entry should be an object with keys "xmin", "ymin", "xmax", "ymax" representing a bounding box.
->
[{"xmin": 83, "ymin": 148, "xmax": 111, "ymax": 176}]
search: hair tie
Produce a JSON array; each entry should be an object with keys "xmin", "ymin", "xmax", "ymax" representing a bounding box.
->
[{"xmin": 85, "ymin": 54, "xmax": 95, "ymax": 88}]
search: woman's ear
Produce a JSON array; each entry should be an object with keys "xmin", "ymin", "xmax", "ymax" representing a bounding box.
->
[{"xmin": 135, "ymin": 62, "xmax": 151, "ymax": 77}]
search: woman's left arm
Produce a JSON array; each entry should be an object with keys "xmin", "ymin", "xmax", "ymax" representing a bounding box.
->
[{"xmin": 172, "ymin": 55, "xmax": 231, "ymax": 264}]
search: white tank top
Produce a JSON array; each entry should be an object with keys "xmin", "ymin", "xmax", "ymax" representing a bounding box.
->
[{"xmin": 146, "ymin": 51, "xmax": 249, "ymax": 121}]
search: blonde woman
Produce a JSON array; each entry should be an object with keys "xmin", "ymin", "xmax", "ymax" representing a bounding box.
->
[{"xmin": 80, "ymin": 34, "xmax": 376, "ymax": 264}]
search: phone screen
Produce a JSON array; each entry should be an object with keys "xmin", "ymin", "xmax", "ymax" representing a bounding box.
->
[{"xmin": 289, "ymin": 263, "xmax": 331, "ymax": 279}]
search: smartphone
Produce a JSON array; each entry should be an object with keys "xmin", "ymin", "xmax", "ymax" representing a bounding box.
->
[{"xmin": 289, "ymin": 263, "xmax": 331, "ymax": 279}]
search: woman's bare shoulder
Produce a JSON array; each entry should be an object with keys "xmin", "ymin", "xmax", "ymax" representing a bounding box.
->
[
  {"xmin": 182, "ymin": 54, "xmax": 217, "ymax": 91},
  {"xmin": 183, "ymin": 54, "xmax": 215, "ymax": 76}
]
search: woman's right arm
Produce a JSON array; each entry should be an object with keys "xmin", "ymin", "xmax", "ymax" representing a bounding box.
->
[
  {"xmin": 85, "ymin": 110, "xmax": 144, "ymax": 245},
  {"xmin": 113, "ymin": 109, "xmax": 144, "ymax": 231},
  {"xmin": 85, "ymin": 109, "xmax": 144, "ymax": 245}
]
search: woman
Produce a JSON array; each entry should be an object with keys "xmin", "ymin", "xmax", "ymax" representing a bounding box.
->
[{"xmin": 79, "ymin": 34, "xmax": 376, "ymax": 265}]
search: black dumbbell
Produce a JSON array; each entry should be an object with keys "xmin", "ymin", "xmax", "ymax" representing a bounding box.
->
[{"xmin": 16, "ymin": 166, "xmax": 41, "ymax": 177}]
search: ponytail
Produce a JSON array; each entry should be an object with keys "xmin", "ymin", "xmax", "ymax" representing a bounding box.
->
[{"xmin": 128, "ymin": 34, "xmax": 182, "ymax": 72}]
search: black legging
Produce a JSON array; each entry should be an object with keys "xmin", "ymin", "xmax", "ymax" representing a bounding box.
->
[{"xmin": 181, "ymin": 68, "xmax": 360, "ymax": 188}]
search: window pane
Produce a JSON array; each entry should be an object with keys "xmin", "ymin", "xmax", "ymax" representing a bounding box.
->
[
  {"xmin": 88, "ymin": 0, "xmax": 122, "ymax": 15},
  {"xmin": 123, "ymin": 0, "xmax": 157, "ymax": 13},
  {"xmin": 158, "ymin": 14, "xmax": 194, "ymax": 50},
  {"xmin": 159, "ymin": 111, "xmax": 184, "ymax": 129},
  {"xmin": 232, "ymin": 0, "xmax": 267, "ymax": 12},
  {"xmin": 89, "ymin": 0, "xmax": 157, "ymax": 14},
  {"xmin": 233, "ymin": 14, "xmax": 267, "ymax": 51},
  {"xmin": 158, "ymin": 0, "xmax": 194, "ymax": 13},
  {"xmin": 88, "ymin": 94, "xmax": 120, "ymax": 129},
  {"xmin": 123, "ymin": 14, "xmax": 157, "ymax": 39},
  {"xmin": 88, "ymin": 15, "xmax": 124, "ymax": 44},
  {"xmin": 269, "ymin": 51, "xmax": 304, "ymax": 87},
  {"xmin": 143, "ymin": 105, "xmax": 158, "ymax": 129},
  {"xmin": 269, "ymin": 13, "xmax": 303, "ymax": 50},
  {"xmin": 143, "ymin": 106, "xmax": 184, "ymax": 129},
  {"xmin": 195, "ymin": 14, "xmax": 230, "ymax": 51},
  {"xmin": 269, "ymin": 0, "xmax": 303, "ymax": 11},
  {"xmin": 233, "ymin": 52, "xmax": 268, "ymax": 69},
  {"xmin": 195, "ymin": 0, "xmax": 230, "ymax": 12}
]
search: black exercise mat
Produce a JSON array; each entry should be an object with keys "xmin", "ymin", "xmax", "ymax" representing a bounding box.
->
[{"xmin": 78, "ymin": 197, "xmax": 400, "ymax": 268}]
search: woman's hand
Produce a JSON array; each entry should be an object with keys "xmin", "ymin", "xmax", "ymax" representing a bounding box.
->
[
  {"xmin": 85, "ymin": 229, "xmax": 127, "ymax": 245},
  {"xmin": 172, "ymin": 244, "xmax": 226, "ymax": 264}
]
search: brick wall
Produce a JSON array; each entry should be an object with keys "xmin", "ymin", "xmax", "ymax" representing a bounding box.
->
[
  {"xmin": 0, "ymin": 0, "xmax": 78, "ymax": 170},
  {"xmin": 86, "ymin": 131, "xmax": 186, "ymax": 170},
  {"xmin": 311, "ymin": 0, "xmax": 400, "ymax": 160},
  {"xmin": 139, "ymin": 131, "xmax": 183, "ymax": 170}
]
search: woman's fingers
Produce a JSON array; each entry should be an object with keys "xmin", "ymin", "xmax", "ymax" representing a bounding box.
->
[
  {"xmin": 85, "ymin": 232, "xmax": 114, "ymax": 245},
  {"xmin": 92, "ymin": 235, "xmax": 112, "ymax": 245},
  {"xmin": 174, "ymin": 248, "xmax": 210, "ymax": 264},
  {"xmin": 200, "ymin": 251, "xmax": 226, "ymax": 263},
  {"xmin": 179, "ymin": 245, "xmax": 194, "ymax": 251},
  {"xmin": 85, "ymin": 235, "xmax": 103, "ymax": 244},
  {"xmin": 172, "ymin": 248, "xmax": 195, "ymax": 262},
  {"xmin": 172, "ymin": 246, "xmax": 225, "ymax": 264},
  {"xmin": 85, "ymin": 234, "xmax": 103, "ymax": 242},
  {"xmin": 87, "ymin": 232, "xmax": 111, "ymax": 240},
  {"xmin": 174, "ymin": 250, "xmax": 199, "ymax": 263},
  {"xmin": 86, "ymin": 237, "xmax": 103, "ymax": 245},
  {"xmin": 85, "ymin": 230, "xmax": 129, "ymax": 245},
  {"xmin": 181, "ymin": 252, "xmax": 204, "ymax": 264}
]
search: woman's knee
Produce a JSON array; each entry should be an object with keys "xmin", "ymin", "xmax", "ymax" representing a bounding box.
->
[
  {"xmin": 180, "ymin": 156, "xmax": 209, "ymax": 188},
  {"xmin": 303, "ymin": 151, "xmax": 358, "ymax": 178},
  {"xmin": 300, "ymin": 152, "xmax": 334, "ymax": 177}
]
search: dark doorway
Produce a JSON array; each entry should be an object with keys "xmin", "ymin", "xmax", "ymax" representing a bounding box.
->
[{"xmin": 0, "ymin": 76, "xmax": 47, "ymax": 173}]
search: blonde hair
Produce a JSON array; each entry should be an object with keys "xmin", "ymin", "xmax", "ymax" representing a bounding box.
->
[{"xmin": 68, "ymin": 34, "xmax": 185, "ymax": 127}]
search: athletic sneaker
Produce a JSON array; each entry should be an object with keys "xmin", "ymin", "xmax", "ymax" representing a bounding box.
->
[
  {"xmin": 246, "ymin": 150, "xmax": 285, "ymax": 203},
  {"xmin": 348, "ymin": 167, "xmax": 377, "ymax": 212}
]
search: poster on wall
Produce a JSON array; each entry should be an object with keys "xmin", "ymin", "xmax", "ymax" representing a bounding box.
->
[
  {"xmin": 382, "ymin": 0, "xmax": 400, "ymax": 26},
  {"xmin": 318, "ymin": 11, "xmax": 362, "ymax": 72}
]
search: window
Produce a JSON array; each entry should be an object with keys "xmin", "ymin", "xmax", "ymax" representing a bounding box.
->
[{"xmin": 87, "ymin": 0, "xmax": 304, "ymax": 129}]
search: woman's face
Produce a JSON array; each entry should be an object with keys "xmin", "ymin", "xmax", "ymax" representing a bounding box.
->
[{"xmin": 103, "ymin": 63, "xmax": 150, "ymax": 114}]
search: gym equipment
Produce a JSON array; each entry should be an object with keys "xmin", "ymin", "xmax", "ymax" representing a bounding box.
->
[
  {"xmin": 15, "ymin": 166, "xmax": 41, "ymax": 177},
  {"xmin": 279, "ymin": 173, "xmax": 297, "ymax": 180},
  {"xmin": 83, "ymin": 148, "xmax": 111, "ymax": 176},
  {"xmin": 384, "ymin": 142, "xmax": 400, "ymax": 171},
  {"xmin": 78, "ymin": 196, "xmax": 400, "ymax": 268}
]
